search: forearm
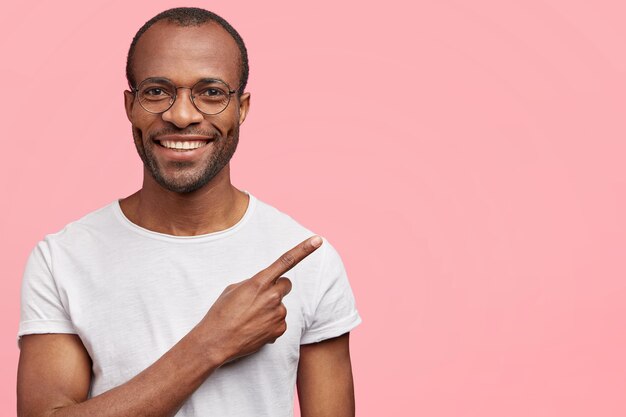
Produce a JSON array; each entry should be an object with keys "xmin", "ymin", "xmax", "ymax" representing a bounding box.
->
[{"xmin": 50, "ymin": 328, "xmax": 223, "ymax": 417}]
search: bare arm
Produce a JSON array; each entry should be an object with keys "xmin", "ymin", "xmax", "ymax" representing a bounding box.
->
[
  {"xmin": 297, "ymin": 333, "xmax": 355, "ymax": 417},
  {"xmin": 18, "ymin": 329, "xmax": 219, "ymax": 417},
  {"xmin": 17, "ymin": 236, "xmax": 323, "ymax": 417}
]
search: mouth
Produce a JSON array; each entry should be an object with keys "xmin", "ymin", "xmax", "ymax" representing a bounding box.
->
[
  {"xmin": 153, "ymin": 135, "xmax": 214, "ymax": 152},
  {"xmin": 156, "ymin": 140, "xmax": 210, "ymax": 151}
]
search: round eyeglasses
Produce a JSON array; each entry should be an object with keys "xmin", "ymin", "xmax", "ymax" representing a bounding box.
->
[{"xmin": 133, "ymin": 77, "xmax": 238, "ymax": 115}]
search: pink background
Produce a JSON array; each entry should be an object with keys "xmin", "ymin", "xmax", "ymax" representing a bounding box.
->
[{"xmin": 2, "ymin": 1, "xmax": 625, "ymax": 415}]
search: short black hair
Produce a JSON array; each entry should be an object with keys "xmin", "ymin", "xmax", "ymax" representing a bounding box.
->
[{"xmin": 126, "ymin": 7, "xmax": 249, "ymax": 95}]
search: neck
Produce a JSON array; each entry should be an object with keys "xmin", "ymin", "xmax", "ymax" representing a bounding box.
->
[{"xmin": 120, "ymin": 164, "xmax": 249, "ymax": 236}]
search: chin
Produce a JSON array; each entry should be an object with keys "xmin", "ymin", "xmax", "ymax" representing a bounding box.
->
[{"xmin": 153, "ymin": 163, "xmax": 228, "ymax": 194}]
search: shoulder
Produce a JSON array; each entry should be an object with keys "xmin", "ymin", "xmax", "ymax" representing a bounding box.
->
[
  {"xmin": 250, "ymin": 194, "xmax": 344, "ymax": 258},
  {"xmin": 248, "ymin": 193, "xmax": 344, "ymax": 273},
  {"xmin": 248, "ymin": 195, "xmax": 317, "ymax": 245},
  {"xmin": 37, "ymin": 201, "xmax": 120, "ymax": 253}
]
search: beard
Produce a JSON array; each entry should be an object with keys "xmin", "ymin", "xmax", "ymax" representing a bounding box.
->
[{"xmin": 132, "ymin": 124, "xmax": 239, "ymax": 194}]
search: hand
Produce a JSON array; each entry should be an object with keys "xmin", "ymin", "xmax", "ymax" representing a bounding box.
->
[{"xmin": 198, "ymin": 235, "xmax": 323, "ymax": 365}]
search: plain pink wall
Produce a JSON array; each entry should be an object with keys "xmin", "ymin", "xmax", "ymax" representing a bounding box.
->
[{"xmin": 2, "ymin": 1, "xmax": 626, "ymax": 415}]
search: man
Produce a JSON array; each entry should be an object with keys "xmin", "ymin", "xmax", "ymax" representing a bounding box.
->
[{"xmin": 17, "ymin": 7, "xmax": 360, "ymax": 417}]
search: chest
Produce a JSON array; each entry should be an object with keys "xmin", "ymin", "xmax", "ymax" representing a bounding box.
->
[{"xmin": 57, "ymin": 247, "xmax": 306, "ymax": 393}]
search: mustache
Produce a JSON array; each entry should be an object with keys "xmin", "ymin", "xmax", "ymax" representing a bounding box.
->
[{"xmin": 147, "ymin": 127, "xmax": 221, "ymax": 142}]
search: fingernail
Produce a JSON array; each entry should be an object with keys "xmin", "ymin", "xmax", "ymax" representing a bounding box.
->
[{"xmin": 311, "ymin": 236, "xmax": 323, "ymax": 248}]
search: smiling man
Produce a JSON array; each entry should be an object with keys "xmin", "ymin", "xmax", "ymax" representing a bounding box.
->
[{"xmin": 17, "ymin": 7, "xmax": 360, "ymax": 417}]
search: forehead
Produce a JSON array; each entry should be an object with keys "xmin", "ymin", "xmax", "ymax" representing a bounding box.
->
[{"xmin": 132, "ymin": 21, "xmax": 241, "ymax": 87}]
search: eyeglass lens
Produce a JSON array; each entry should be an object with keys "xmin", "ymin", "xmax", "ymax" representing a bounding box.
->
[{"xmin": 137, "ymin": 79, "xmax": 232, "ymax": 115}]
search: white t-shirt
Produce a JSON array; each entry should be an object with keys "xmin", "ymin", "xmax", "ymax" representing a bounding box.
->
[{"xmin": 18, "ymin": 193, "xmax": 361, "ymax": 416}]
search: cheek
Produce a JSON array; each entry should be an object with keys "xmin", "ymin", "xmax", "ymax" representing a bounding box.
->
[
  {"xmin": 131, "ymin": 113, "xmax": 160, "ymax": 141},
  {"xmin": 213, "ymin": 110, "xmax": 240, "ymax": 135},
  {"xmin": 131, "ymin": 125, "xmax": 143, "ymax": 143}
]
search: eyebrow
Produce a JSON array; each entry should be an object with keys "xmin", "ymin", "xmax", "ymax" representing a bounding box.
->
[
  {"xmin": 196, "ymin": 77, "xmax": 228, "ymax": 85},
  {"xmin": 138, "ymin": 77, "xmax": 171, "ymax": 85},
  {"xmin": 138, "ymin": 77, "xmax": 229, "ymax": 85}
]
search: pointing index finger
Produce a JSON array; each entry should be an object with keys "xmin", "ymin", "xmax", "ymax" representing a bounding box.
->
[{"xmin": 258, "ymin": 236, "xmax": 323, "ymax": 285}]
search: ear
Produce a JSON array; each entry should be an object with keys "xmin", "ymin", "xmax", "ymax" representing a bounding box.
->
[
  {"xmin": 124, "ymin": 90, "xmax": 135, "ymax": 123},
  {"xmin": 237, "ymin": 92, "xmax": 251, "ymax": 125}
]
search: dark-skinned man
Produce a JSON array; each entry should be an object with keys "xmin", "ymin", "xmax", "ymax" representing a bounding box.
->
[{"xmin": 17, "ymin": 7, "xmax": 360, "ymax": 417}]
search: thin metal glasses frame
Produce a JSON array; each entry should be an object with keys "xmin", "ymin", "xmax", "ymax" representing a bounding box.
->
[{"xmin": 132, "ymin": 77, "xmax": 238, "ymax": 116}]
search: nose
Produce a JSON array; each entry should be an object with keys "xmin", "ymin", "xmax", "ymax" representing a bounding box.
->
[{"xmin": 161, "ymin": 87, "xmax": 204, "ymax": 128}]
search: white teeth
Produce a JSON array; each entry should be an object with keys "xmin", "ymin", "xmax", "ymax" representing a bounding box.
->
[{"xmin": 160, "ymin": 140, "xmax": 207, "ymax": 150}]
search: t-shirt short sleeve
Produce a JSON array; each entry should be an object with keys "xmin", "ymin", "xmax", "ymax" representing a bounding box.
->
[
  {"xmin": 18, "ymin": 240, "xmax": 76, "ymax": 345},
  {"xmin": 300, "ymin": 241, "xmax": 361, "ymax": 344}
]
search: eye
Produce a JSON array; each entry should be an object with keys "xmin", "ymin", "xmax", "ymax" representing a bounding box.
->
[
  {"xmin": 145, "ymin": 87, "xmax": 167, "ymax": 96},
  {"xmin": 139, "ymin": 84, "xmax": 173, "ymax": 102},
  {"xmin": 201, "ymin": 87, "xmax": 226, "ymax": 97}
]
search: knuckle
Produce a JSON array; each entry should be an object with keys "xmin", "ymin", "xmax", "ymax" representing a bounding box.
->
[
  {"xmin": 222, "ymin": 283, "xmax": 236, "ymax": 294},
  {"xmin": 279, "ymin": 252, "xmax": 296, "ymax": 268},
  {"xmin": 247, "ymin": 277, "xmax": 262, "ymax": 290},
  {"xmin": 268, "ymin": 291, "xmax": 282, "ymax": 304},
  {"xmin": 278, "ymin": 304, "xmax": 287, "ymax": 319},
  {"xmin": 276, "ymin": 277, "xmax": 292, "ymax": 294}
]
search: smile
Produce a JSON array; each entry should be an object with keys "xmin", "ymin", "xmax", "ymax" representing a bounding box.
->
[{"xmin": 156, "ymin": 140, "xmax": 210, "ymax": 151}]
